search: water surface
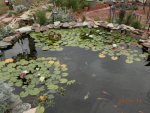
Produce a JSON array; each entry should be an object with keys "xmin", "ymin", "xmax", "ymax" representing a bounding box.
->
[{"xmin": 1, "ymin": 37, "xmax": 150, "ymax": 113}]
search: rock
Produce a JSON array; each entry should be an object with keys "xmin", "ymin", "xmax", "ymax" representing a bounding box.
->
[
  {"xmin": 40, "ymin": 26, "xmax": 49, "ymax": 32},
  {"xmin": 46, "ymin": 24, "xmax": 54, "ymax": 28},
  {"xmin": 3, "ymin": 35, "xmax": 17, "ymax": 43},
  {"xmin": 107, "ymin": 23, "xmax": 114, "ymax": 28},
  {"xmin": 142, "ymin": 42, "xmax": 150, "ymax": 48},
  {"xmin": 94, "ymin": 21, "xmax": 100, "ymax": 26},
  {"xmin": 23, "ymin": 108, "xmax": 37, "ymax": 113},
  {"xmin": 141, "ymin": 32, "xmax": 149, "ymax": 39},
  {"xmin": 69, "ymin": 21, "xmax": 76, "ymax": 28},
  {"xmin": 15, "ymin": 26, "xmax": 32, "ymax": 33},
  {"xmin": 0, "ymin": 41, "xmax": 12, "ymax": 49},
  {"xmin": 75, "ymin": 22, "xmax": 83, "ymax": 27},
  {"xmin": 32, "ymin": 24, "xmax": 40, "ymax": 30},
  {"xmin": 83, "ymin": 21, "xmax": 89, "ymax": 26},
  {"xmin": 54, "ymin": 21, "xmax": 61, "ymax": 27},
  {"xmin": 62, "ymin": 22, "xmax": 70, "ymax": 28}
]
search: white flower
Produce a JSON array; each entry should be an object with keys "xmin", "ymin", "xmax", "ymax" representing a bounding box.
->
[
  {"xmin": 112, "ymin": 44, "xmax": 117, "ymax": 48},
  {"xmin": 86, "ymin": 33, "xmax": 89, "ymax": 36},
  {"xmin": 96, "ymin": 30, "xmax": 100, "ymax": 32},
  {"xmin": 22, "ymin": 70, "xmax": 29, "ymax": 74},
  {"xmin": 39, "ymin": 76, "xmax": 45, "ymax": 82},
  {"xmin": 89, "ymin": 35, "xmax": 93, "ymax": 38},
  {"xmin": 36, "ymin": 68, "xmax": 40, "ymax": 70}
]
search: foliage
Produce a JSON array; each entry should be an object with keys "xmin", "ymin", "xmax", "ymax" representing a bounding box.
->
[
  {"xmin": 118, "ymin": 9, "xmax": 126, "ymax": 24},
  {"xmin": 30, "ymin": 28, "xmax": 148, "ymax": 64},
  {"xmin": 0, "ymin": 57, "xmax": 75, "ymax": 107},
  {"xmin": 52, "ymin": 0, "xmax": 88, "ymax": 11},
  {"xmin": 0, "ymin": 80, "xmax": 31, "ymax": 113},
  {"xmin": 49, "ymin": 7, "xmax": 75, "ymax": 23},
  {"xmin": 0, "ymin": 26, "xmax": 14, "ymax": 40},
  {"xmin": 35, "ymin": 10, "xmax": 47, "ymax": 25},
  {"xmin": 131, "ymin": 19, "xmax": 141, "ymax": 29},
  {"xmin": 115, "ymin": 10, "xmax": 142, "ymax": 29},
  {"xmin": 14, "ymin": 5, "xmax": 27, "ymax": 13}
]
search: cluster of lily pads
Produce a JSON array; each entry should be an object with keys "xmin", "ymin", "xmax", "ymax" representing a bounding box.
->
[
  {"xmin": 30, "ymin": 28, "xmax": 149, "ymax": 64},
  {"xmin": 0, "ymin": 57, "xmax": 75, "ymax": 107}
]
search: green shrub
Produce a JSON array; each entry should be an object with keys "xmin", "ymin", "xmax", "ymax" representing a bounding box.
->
[
  {"xmin": 0, "ymin": 26, "xmax": 14, "ymax": 40},
  {"xmin": 118, "ymin": 9, "xmax": 126, "ymax": 24},
  {"xmin": 124, "ymin": 13, "xmax": 133, "ymax": 25},
  {"xmin": 49, "ymin": 7, "xmax": 75, "ymax": 23},
  {"xmin": 131, "ymin": 20, "xmax": 141, "ymax": 29},
  {"xmin": 52, "ymin": 0, "xmax": 88, "ymax": 11},
  {"xmin": 35, "ymin": 10, "xmax": 47, "ymax": 25}
]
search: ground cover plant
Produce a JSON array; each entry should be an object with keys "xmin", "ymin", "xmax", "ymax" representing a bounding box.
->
[
  {"xmin": 0, "ymin": 57, "xmax": 75, "ymax": 111},
  {"xmin": 30, "ymin": 28, "xmax": 148, "ymax": 64}
]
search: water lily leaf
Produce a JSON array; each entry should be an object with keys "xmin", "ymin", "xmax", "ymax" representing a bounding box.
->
[
  {"xmin": 29, "ymin": 88, "xmax": 40, "ymax": 96},
  {"xmin": 60, "ymin": 78, "xmax": 68, "ymax": 83},
  {"xmin": 62, "ymin": 73, "xmax": 68, "ymax": 77},
  {"xmin": 20, "ymin": 91, "xmax": 28, "ymax": 98},
  {"xmin": 99, "ymin": 54, "xmax": 106, "ymax": 58},
  {"xmin": 111, "ymin": 56, "xmax": 118, "ymax": 60},
  {"xmin": 42, "ymin": 46, "xmax": 49, "ymax": 51},
  {"xmin": 36, "ymin": 106, "xmax": 45, "ymax": 113},
  {"xmin": 125, "ymin": 59, "xmax": 133, "ymax": 64},
  {"xmin": 47, "ymin": 84, "xmax": 59, "ymax": 90}
]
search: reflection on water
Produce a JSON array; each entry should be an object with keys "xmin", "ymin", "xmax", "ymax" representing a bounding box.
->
[
  {"xmin": 1, "ymin": 37, "xmax": 150, "ymax": 113},
  {"xmin": 0, "ymin": 36, "xmax": 37, "ymax": 61}
]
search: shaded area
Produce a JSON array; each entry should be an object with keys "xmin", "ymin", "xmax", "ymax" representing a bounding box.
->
[{"xmin": 1, "ymin": 37, "xmax": 150, "ymax": 113}]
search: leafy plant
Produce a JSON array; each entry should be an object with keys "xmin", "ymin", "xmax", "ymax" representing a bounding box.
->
[
  {"xmin": 0, "ymin": 81, "xmax": 31, "ymax": 113},
  {"xmin": 0, "ymin": 57, "xmax": 75, "ymax": 108},
  {"xmin": 52, "ymin": 0, "xmax": 88, "ymax": 11},
  {"xmin": 131, "ymin": 20, "xmax": 141, "ymax": 29},
  {"xmin": 35, "ymin": 10, "xmax": 47, "ymax": 25},
  {"xmin": 118, "ymin": 9, "xmax": 126, "ymax": 24},
  {"xmin": 15, "ymin": 5, "xmax": 27, "ymax": 13},
  {"xmin": 30, "ymin": 28, "xmax": 148, "ymax": 64},
  {"xmin": 49, "ymin": 7, "xmax": 75, "ymax": 23},
  {"xmin": 0, "ymin": 26, "xmax": 14, "ymax": 40}
]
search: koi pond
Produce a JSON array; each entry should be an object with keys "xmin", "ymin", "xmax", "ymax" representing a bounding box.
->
[{"xmin": 0, "ymin": 28, "xmax": 150, "ymax": 113}]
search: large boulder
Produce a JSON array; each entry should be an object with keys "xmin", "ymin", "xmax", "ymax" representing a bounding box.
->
[
  {"xmin": 15, "ymin": 26, "xmax": 32, "ymax": 33},
  {"xmin": 0, "ymin": 41, "xmax": 12, "ymax": 49}
]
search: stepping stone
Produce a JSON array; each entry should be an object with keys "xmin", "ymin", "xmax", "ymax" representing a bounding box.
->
[{"xmin": 0, "ymin": 41, "xmax": 12, "ymax": 49}]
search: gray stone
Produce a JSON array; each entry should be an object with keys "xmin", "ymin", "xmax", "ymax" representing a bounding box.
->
[
  {"xmin": 62, "ymin": 22, "xmax": 70, "ymax": 28},
  {"xmin": 40, "ymin": 26, "xmax": 49, "ymax": 32},
  {"xmin": 69, "ymin": 21, "xmax": 76, "ymax": 28},
  {"xmin": 83, "ymin": 21, "xmax": 89, "ymax": 26},
  {"xmin": 15, "ymin": 26, "xmax": 32, "ymax": 33},
  {"xmin": 31, "ymin": 24, "xmax": 40, "ymax": 30},
  {"xmin": 46, "ymin": 24, "xmax": 54, "ymax": 28},
  {"xmin": 75, "ymin": 22, "xmax": 83, "ymax": 27},
  {"xmin": 142, "ymin": 42, "xmax": 150, "ymax": 48},
  {"xmin": 54, "ymin": 21, "xmax": 61, "ymax": 27},
  {"xmin": 0, "ymin": 41, "xmax": 12, "ymax": 49},
  {"xmin": 3, "ymin": 36, "xmax": 17, "ymax": 43},
  {"xmin": 107, "ymin": 23, "xmax": 114, "ymax": 28}
]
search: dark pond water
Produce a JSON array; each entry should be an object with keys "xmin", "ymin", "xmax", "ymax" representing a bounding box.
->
[{"xmin": 1, "ymin": 36, "xmax": 150, "ymax": 113}]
